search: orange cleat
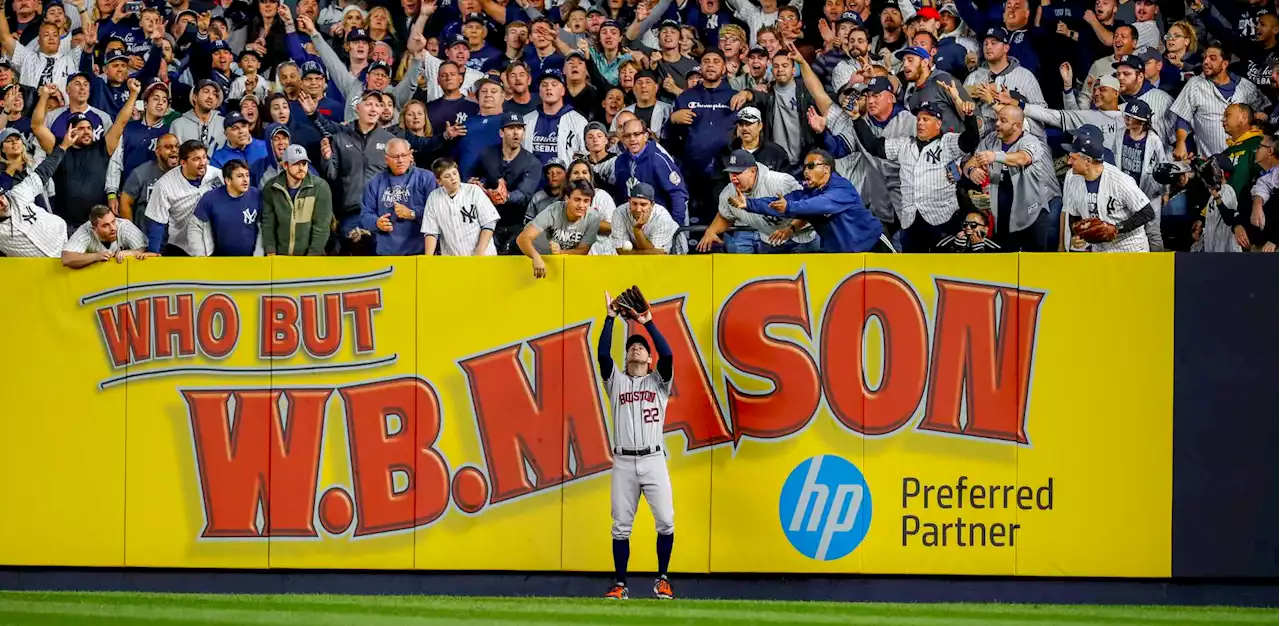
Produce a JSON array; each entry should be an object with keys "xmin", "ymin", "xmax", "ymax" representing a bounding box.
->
[
  {"xmin": 653, "ymin": 576, "xmax": 674, "ymax": 600},
  {"xmin": 604, "ymin": 583, "xmax": 629, "ymax": 600}
]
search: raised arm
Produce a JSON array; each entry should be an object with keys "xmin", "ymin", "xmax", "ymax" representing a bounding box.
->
[
  {"xmin": 31, "ymin": 85, "xmax": 58, "ymax": 154},
  {"xmin": 598, "ymin": 292, "xmax": 617, "ymax": 379},
  {"xmin": 643, "ymin": 314, "xmax": 672, "ymax": 384},
  {"xmin": 106, "ymin": 79, "xmax": 142, "ymax": 155}
]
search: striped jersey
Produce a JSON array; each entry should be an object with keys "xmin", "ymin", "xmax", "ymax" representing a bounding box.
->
[
  {"xmin": 715, "ymin": 163, "xmax": 812, "ymax": 244},
  {"xmin": 605, "ymin": 362, "xmax": 672, "ymax": 451},
  {"xmin": 612, "ymin": 202, "xmax": 681, "ymax": 253},
  {"xmin": 1062, "ymin": 162, "xmax": 1152, "ymax": 252},
  {"xmin": 0, "ymin": 173, "xmax": 66, "ymax": 257},
  {"xmin": 1170, "ymin": 75, "xmax": 1265, "ymax": 156},
  {"xmin": 63, "ymin": 218, "xmax": 147, "ymax": 254},
  {"xmin": 421, "ymin": 183, "xmax": 499, "ymax": 256},
  {"xmin": 145, "ymin": 166, "xmax": 225, "ymax": 255},
  {"xmin": 586, "ymin": 190, "xmax": 619, "ymax": 256},
  {"xmin": 824, "ymin": 107, "xmax": 914, "ymax": 221},
  {"xmin": 964, "ymin": 60, "xmax": 1045, "ymax": 134},
  {"xmin": 885, "ymin": 132, "xmax": 967, "ymax": 228},
  {"xmin": 8, "ymin": 42, "xmax": 78, "ymax": 90}
]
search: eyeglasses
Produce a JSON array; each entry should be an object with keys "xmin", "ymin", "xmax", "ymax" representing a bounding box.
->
[
  {"xmin": 803, "ymin": 162, "xmax": 826, "ymax": 170},
  {"xmin": 1163, "ymin": 32, "xmax": 1185, "ymax": 41},
  {"xmin": 962, "ymin": 220, "xmax": 985, "ymax": 229},
  {"xmin": 777, "ymin": 15, "xmax": 799, "ymax": 22},
  {"xmin": 622, "ymin": 131, "xmax": 646, "ymax": 139}
]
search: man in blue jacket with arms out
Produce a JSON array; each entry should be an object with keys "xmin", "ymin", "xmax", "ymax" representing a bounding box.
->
[
  {"xmin": 361, "ymin": 138, "xmax": 439, "ymax": 256},
  {"xmin": 732, "ymin": 149, "xmax": 892, "ymax": 253}
]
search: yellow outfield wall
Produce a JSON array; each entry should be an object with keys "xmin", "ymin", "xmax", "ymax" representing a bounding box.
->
[{"xmin": 0, "ymin": 254, "xmax": 1173, "ymax": 577}]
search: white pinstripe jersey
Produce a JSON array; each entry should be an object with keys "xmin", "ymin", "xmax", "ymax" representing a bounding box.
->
[
  {"xmin": 964, "ymin": 61, "xmax": 1045, "ymax": 132},
  {"xmin": 715, "ymin": 163, "xmax": 813, "ymax": 244},
  {"xmin": 611, "ymin": 202, "xmax": 680, "ymax": 253},
  {"xmin": 145, "ymin": 166, "xmax": 224, "ymax": 255},
  {"xmin": 828, "ymin": 108, "xmax": 915, "ymax": 221},
  {"xmin": 8, "ymin": 41, "xmax": 78, "ymax": 91},
  {"xmin": 885, "ymin": 133, "xmax": 966, "ymax": 228},
  {"xmin": 586, "ymin": 190, "xmax": 619, "ymax": 256},
  {"xmin": 0, "ymin": 171, "xmax": 66, "ymax": 257},
  {"xmin": 421, "ymin": 183, "xmax": 499, "ymax": 256},
  {"xmin": 605, "ymin": 362, "xmax": 672, "ymax": 451},
  {"xmin": 1170, "ymin": 75, "xmax": 1265, "ymax": 156},
  {"xmin": 1062, "ymin": 162, "xmax": 1151, "ymax": 252},
  {"xmin": 1134, "ymin": 87, "xmax": 1174, "ymax": 148},
  {"xmin": 64, "ymin": 218, "xmax": 147, "ymax": 254}
]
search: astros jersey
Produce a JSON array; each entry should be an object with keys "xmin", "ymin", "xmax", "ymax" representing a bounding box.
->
[
  {"xmin": 605, "ymin": 364, "xmax": 672, "ymax": 451},
  {"xmin": 421, "ymin": 184, "xmax": 499, "ymax": 256}
]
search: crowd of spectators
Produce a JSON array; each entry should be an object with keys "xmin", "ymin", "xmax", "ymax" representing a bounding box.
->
[{"xmin": 0, "ymin": 0, "xmax": 1274, "ymax": 271}]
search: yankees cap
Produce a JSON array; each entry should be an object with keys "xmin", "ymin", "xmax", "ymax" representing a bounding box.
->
[
  {"xmin": 630, "ymin": 182, "xmax": 656, "ymax": 201},
  {"xmin": 894, "ymin": 45, "xmax": 931, "ymax": 62},
  {"xmin": 224, "ymin": 111, "xmax": 249, "ymax": 127},
  {"xmin": 544, "ymin": 157, "xmax": 567, "ymax": 171},
  {"xmin": 725, "ymin": 149, "xmax": 757, "ymax": 173},
  {"xmin": 266, "ymin": 122, "xmax": 291, "ymax": 139},
  {"xmin": 737, "ymin": 106, "xmax": 763, "ymax": 124},
  {"xmin": 284, "ymin": 144, "xmax": 310, "ymax": 164},
  {"xmin": 502, "ymin": 112, "xmax": 526, "ymax": 128},
  {"xmin": 1112, "ymin": 54, "xmax": 1143, "ymax": 70},
  {"xmin": 864, "ymin": 76, "xmax": 893, "ymax": 94},
  {"xmin": 0, "ymin": 127, "xmax": 22, "ymax": 144},
  {"xmin": 659, "ymin": 18, "xmax": 681, "ymax": 30},
  {"xmin": 346, "ymin": 28, "xmax": 373, "ymax": 43},
  {"xmin": 367, "ymin": 60, "xmax": 391, "ymax": 74},
  {"xmin": 1068, "ymin": 127, "xmax": 1106, "ymax": 160},
  {"xmin": 914, "ymin": 101, "xmax": 944, "ymax": 119},
  {"xmin": 540, "ymin": 69, "xmax": 567, "ymax": 85},
  {"xmin": 104, "ymin": 49, "xmax": 131, "ymax": 65},
  {"xmin": 1123, "ymin": 99, "xmax": 1152, "ymax": 122},
  {"xmin": 301, "ymin": 60, "xmax": 326, "ymax": 77},
  {"xmin": 983, "ymin": 27, "xmax": 1009, "ymax": 43}
]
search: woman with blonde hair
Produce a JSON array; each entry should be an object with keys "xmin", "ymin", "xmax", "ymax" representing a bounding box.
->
[
  {"xmin": 367, "ymin": 6, "xmax": 402, "ymax": 55},
  {"xmin": 1160, "ymin": 21, "xmax": 1200, "ymax": 96},
  {"xmin": 0, "ymin": 128, "xmax": 47, "ymax": 213}
]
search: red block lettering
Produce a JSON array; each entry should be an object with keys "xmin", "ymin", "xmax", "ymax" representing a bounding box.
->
[
  {"xmin": 821, "ymin": 271, "xmax": 929, "ymax": 436},
  {"xmin": 260, "ymin": 296, "xmax": 299, "ymax": 358},
  {"xmin": 626, "ymin": 299, "xmax": 731, "ymax": 449},
  {"xmin": 97, "ymin": 298, "xmax": 151, "ymax": 367},
  {"xmin": 919, "ymin": 280, "xmax": 1044, "ymax": 444},
  {"xmin": 340, "ymin": 377, "xmax": 450, "ymax": 535},
  {"xmin": 183, "ymin": 388, "xmax": 331, "ymax": 538},
  {"xmin": 197, "ymin": 294, "xmax": 239, "ymax": 358},
  {"xmin": 152, "ymin": 294, "xmax": 196, "ymax": 359},
  {"xmin": 341, "ymin": 289, "xmax": 381, "ymax": 354},
  {"xmin": 460, "ymin": 324, "xmax": 612, "ymax": 504},
  {"xmin": 301, "ymin": 294, "xmax": 343, "ymax": 358},
  {"xmin": 717, "ymin": 276, "xmax": 821, "ymax": 443}
]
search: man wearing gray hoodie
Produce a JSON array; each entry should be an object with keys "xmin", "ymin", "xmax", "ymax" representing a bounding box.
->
[{"xmin": 170, "ymin": 79, "xmax": 226, "ymax": 153}]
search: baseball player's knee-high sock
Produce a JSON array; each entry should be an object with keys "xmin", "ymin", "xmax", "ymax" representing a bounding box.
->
[
  {"xmin": 656, "ymin": 533, "xmax": 673, "ymax": 577},
  {"xmin": 612, "ymin": 538, "xmax": 630, "ymax": 584}
]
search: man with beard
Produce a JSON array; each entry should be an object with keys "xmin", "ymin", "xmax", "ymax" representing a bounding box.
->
[
  {"xmin": 362, "ymin": 138, "xmax": 438, "ymax": 256},
  {"xmin": 146, "ymin": 140, "xmax": 224, "ymax": 255},
  {"xmin": 1113, "ymin": 52, "xmax": 1173, "ymax": 143},
  {"xmin": 962, "ymin": 104, "xmax": 1060, "ymax": 251},
  {"xmin": 611, "ymin": 118, "xmax": 689, "ymax": 230},
  {"xmin": 33, "ymin": 81, "xmax": 138, "ymax": 231},
  {"xmin": 896, "ymin": 45, "xmax": 969, "ymax": 134},
  {"xmin": 730, "ymin": 148, "xmax": 887, "ymax": 252},
  {"xmin": 62, "ymin": 204, "xmax": 153, "ymax": 268},
  {"xmin": 621, "ymin": 70, "xmax": 673, "ymax": 140},
  {"xmin": 171, "ymin": 79, "xmax": 226, "ymax": 152},
  {"xmin": 667, "ymin": 48, "xmax": 752, "ymax": 224},
  {"xmin": 476, "ymin": 113, "xmax": 542, "ymax": 253},
  {"xmin": 1172, "ymin": 43, "xmax": 1267, "ymax": 161},
  {"xmin": 964, "ymin": 28, "xmax": 1043, "ymax": 138},
  {"xmin": 743, "ymin": 50, "xmax": 818, "ymax": 167},
  {"xmin": 121, "ymin": 133, "xmax": 179, "ymax": 233}
]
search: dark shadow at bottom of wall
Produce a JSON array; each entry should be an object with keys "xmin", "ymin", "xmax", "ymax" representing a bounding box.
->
[{"xmin": 0, "ymin": 568, "xmax": 1274, "ymax": 608}]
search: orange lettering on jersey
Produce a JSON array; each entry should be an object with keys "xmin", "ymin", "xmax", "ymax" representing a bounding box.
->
[
  {"xmin": 822, "ymin": 271, "xmax": 929, "ymax": 436},
  {"xmin": 96, "ymin": 297, "xmax": 152, "ymax": 367},
  {"xmin": 459, "ymin": 324, "xmax": 612, "ymax": 504},
  {"xmin": 183, "ymin": 388, "xmax": 330, "ymax": 538},
  {"xmin": 625, "ymin": 299, "xmax": 731, "ymax": 450},
  {"xmin": 340, "ymin": 378, "xmax": 451, "ymax": 535},
  {"xmin": 717, "ymin": 274, "xmax": 821, "ymax": 444},
  {"xmin": 152, "ymin": 294, "xmax": 197, "ymax": 359},
  {"xmin": 919, "ymin": 280, "xmax": 1045, "ymax": 444}
]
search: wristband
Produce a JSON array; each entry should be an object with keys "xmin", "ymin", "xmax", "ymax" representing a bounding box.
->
[{"xmin": 107, "ymin": 192, "xmax": 118, "ymax": 200}]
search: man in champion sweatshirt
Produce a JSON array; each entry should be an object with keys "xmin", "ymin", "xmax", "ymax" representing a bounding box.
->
[
  {"xmin": 361, "ymin": 138, "xmax": 439, "ymax": 256},
  {"xmin": 667, "ymin": 48, "xmax": 753, "ymax": 223}
]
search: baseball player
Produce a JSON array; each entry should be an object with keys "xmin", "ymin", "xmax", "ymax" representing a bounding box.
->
[
  {"xmin": 1061, "ymin": 129, "xmax": 1154, "ymax": 252},
  {"xmin": 597, "ymin": 288, "xmax": 675, "ymax": 601},
  {"xmin": 421, "ymin": 158, "xmax": 500, "ymax": 256}
]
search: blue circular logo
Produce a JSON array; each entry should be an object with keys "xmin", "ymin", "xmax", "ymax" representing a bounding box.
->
[{"xmin": 777, "ymin": 455, "xmax": 873, "ymax": 561}]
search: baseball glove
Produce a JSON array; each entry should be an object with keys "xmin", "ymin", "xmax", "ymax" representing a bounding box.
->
[
  {"xmin": 611, "ymin": 286, "xmax": 650, "ymax": 320},
  {"xmin": 1072, "ymin": 218, "xmax": 1118, "ymax": 244}
]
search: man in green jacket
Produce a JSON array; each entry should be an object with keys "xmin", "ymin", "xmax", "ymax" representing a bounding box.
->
[{"xmin": 262, "ymin": 145, "xmax": 333, "ymax": 256}]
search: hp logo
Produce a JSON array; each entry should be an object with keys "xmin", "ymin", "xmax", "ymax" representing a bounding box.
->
[{"xmin": 778, "ymin": 455, "xmax": 872, "ymax": 561}]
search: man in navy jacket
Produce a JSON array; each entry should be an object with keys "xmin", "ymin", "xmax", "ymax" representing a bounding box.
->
[
  {"xmin": 361, "ymin": 138, "xmax": 439, "ymax": 256},
  {"xmin": 613, "ymin": 117, "xmax": 690, "ymax": 227},
  {"xmin": 736, "ymin": 149, "xmax": 887, "ymax": 253}
]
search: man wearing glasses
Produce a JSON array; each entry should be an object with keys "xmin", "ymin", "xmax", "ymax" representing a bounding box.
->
[
  {"xmin": 361, "ymin": 138, "xmax": 439, "ymax": 256},
  {"xmin": 729, "ymin": 148, "xmax": 892, "ymax": 253},
  {"xmin": 937, "ymin": 210, "xmax": 1002, "ymax": 252},
  {"xmin": 1248, "ymin": 134, "xmax": 1278, "ymax": 252}
]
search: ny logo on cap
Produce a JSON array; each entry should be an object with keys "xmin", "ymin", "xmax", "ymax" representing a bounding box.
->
[{"xmin": 730, "ymin": 155, "xmax": 737, "ymax": 165}]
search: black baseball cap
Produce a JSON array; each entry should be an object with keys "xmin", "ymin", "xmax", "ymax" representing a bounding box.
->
[
  {"xmin": 346, "ymin": 28, "xmax": 373, "ymax": 43},
  {"xmin": 1068, "ymin": 126, "xmax": 1106, "ymax": 160},
  {"xmin": 540, "ymin": 69, "xmax": 567, "ymax": 85},
  {"xmin": 864, "ymin": 76, "xmax": 893, "ymax": 94},
  {"xmin": 301, "ymin": 61, "xmax": 326, "ymax": 77},
  {"xmin": 915, "ymin": 101, "xmax": 944, "ymax": 119},
  {"xmin": 837, "ymin": 11, "xmax": 860, "ymax": 24},
  {"xmin": 448, "ymin": 33, "xmax": 469, "ymax": 48},
  {"xmin": 658, "ymin": 18, "xmax": 680, "ymax": 30},
  {"xmin": 626, "ymin": 334, "xmax": 650, "ymax": 352},
  {"xmin": 224, "ymin": 110, "xmax": 249, "ymax": 127},
  {"xmin": 194, "ymin": 78, "xmax": 221, "ymax": 94},
  {"xmin": 502, "ymin": 112, "xmax": 525, "ymax": 128},
  {"xmin": 464, "ymin": 12, "xmax": 488, "ymax": 26},
  {"xmin": 634, "ymin": 69, "xmax": 659, "ymax": 83},
  {"xmin": 1112, "ymin": 54, "xmax": 1143, "ymax": 70},
  {"xmin": 725, "ymin": 149, "xmax": 757, "ymax": 173},
  {"xmin": 367, "ymin": 60, "xmax": 391, "ymax": 74},
  {"xmin": 983, "ymin": 26, "xmax": 1009, "ymax": 43},
  {"xmin": 630, "ymin": 182, "xmax": 656, "ymax": 201},
  {"xmin": 1122, "ymin": 98, "xmax": 1152, "ymax": 122}
]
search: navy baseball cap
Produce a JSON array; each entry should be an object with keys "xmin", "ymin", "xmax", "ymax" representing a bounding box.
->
[
  {"xmin": 540, "ymin": 69, "xmax": 567, "ymax": 85},
  {"xmin": 239, "ymin": 47, "xmax": 264, "ymax": 60},
  {"xmin": 367, "ymin": 60, "xmax": 391, "ymax": 74},
  {"xmin": 915, "ymin": 101, "xmax": 944, "ymax": 119},
  {"xmin": 448, "ymin": 33, "xmax": 469, "ymax": 48},
  {"xmin": 464, "ymin": 12, "xmax": 488, "ymax": 25},
  {"xmin": 837, "ymin": 11, "xmax": 860, "ymax": 24},
  {"xmin": 210, "ymin": 39, "xmax": 232, "ymax": 53},
  {"xmin": 659, "ymin": 18, "xmax": 681, "ymax": 30},
  {"xmin": 626, "ymin": 334, "xmax": 650, "ymax": 352},
  {"xmin": 1112, "ymin": 54, "xmax": 1143, "ymax": 70},
  {"xmin": 1136, "ymin": 46, "xmax": 1162, "ymax": 64},
  {"xmin": 66, "ymin": 111, "xmax": 91, "ymax": 127},
  {"xmin": 630, "ymin": 182, "xmax": 656, "ymax": 201},
  {"xmin": 864, "ymin": 76, "xmax": 894, "ymax": 94},
  {"xmin": 895, "ymin": 45, "xmax": 931, "ymax": 61},
  {"xmin": 983, "ymin": 26, "xmax": 1009, "ymax": 43},
  {"xmin": 346, "ymin": 28, "xmax": 373, "ymax": 43},
  {"xmin": 224, "ymin": 110, "xmax": 249, "ymax": 127},
  {"xmin": 194, "ymin": 78, "xmax": 221, "ymax": 94},
  {"xmin": 266, "ymin": 122, "xmax": 291, "ymax": 139},
  {"xmin": 1123, "ymin": 99, "xmax": 1152, "ymax": 122},
  {"xmin": 103, "ymin": 49, "xmax": 130, "ymax": 65},
  {"xmin": 635, "ymin": 69, "xmax": 659, "ymax": 83},
  {"xmin": 600, "ymin": 19, "xmax": 622, "ymax": 30},
  {"xmin": 747, "ymin": 45, "xmax": 769, "ymax": 57},
  {"xmin": 502, "ymin": 112, "xmax": 525, "ymax": 128},
  {"xmin": 1068, "ymin": 126, "xmax": 1106, "ymax": 160},
  {"xmin": 301, "ymin": 60, "xmax": 326, "ymax": 77},
  {"xmin": 725, "ymin": 149, "xmax": 757, "ymax": 173}
]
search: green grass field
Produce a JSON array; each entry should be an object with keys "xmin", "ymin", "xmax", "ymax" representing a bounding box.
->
[{"xmin": 0, "ymin": 592, "xmax": 1273, "ymax": 625}]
